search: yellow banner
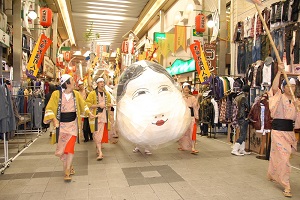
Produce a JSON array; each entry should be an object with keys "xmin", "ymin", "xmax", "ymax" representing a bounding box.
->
[
  {"xmin": 166, "ymin": 33, "xmax": 174, "ymax": 55},
  {"xmin": 174, "ymin": 25, "xmax": 186, "ymax": 52},
  {"xmin": 199, "ymin": 42, "xmax": 211, "ymax": 82},
  {"xmin": 26, "ymin": 35, "xmax": 42, "ymax": 78},
  {"xmin": 157, "ymin": 38, "xmax": 165, "ymax": 58}
]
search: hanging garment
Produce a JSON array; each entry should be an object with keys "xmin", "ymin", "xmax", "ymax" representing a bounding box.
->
[{"xmin": 0, "ymin": 84, "xmax": 16, "ymax": 133}]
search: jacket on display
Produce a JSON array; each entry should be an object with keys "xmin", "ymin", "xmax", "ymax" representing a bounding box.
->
[
  {"xmin": 248, "ymin": 96, "xmax": 272, "ymax": 130},
  {"xmin": 245, "ymin": 61, "xmax": 263, "ymax": 87},
  {"xmin": 233, "ymin": 21, "xmax": 244, "ymax": 42},
  {"xmin": 0, "ymin": 84, "xmax": 16, "ymax": 133}
]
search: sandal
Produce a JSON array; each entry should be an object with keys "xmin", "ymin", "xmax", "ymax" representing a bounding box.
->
[
  {"xmin": 64, "ymin": 170, "xmax": 72, "ymax": 181},
  {"xmin": 70, "ymin": 166, "xmax": 75, "ymax": 175},
  {"xmin": 191, "ymin": 150, "xmax": 199, "ymax": 154},
  {"xmin": 96, "ymin": 156, "xmax": 103, "ymax": 161},
  {"xmin": 283, "ymin": 190, "xmax": 292, "ymax": 197},
  {"xmin": 178, "ymin": 148, "xmax": 184, "ymax": 151}
]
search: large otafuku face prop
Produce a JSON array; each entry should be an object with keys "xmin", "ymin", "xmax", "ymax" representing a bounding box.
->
[{"xmin": 116, "ymin": 60, "xmax": 191, "ymax": 149}]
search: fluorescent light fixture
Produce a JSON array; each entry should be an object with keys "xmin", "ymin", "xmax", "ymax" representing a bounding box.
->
[
  {"xmin": 82, "ymin": 20, "xmax": 123, "ymax": 26},
  {"xmin": 86, "ymin": 6, "xmax": 127, "ymax": 12},
  {"xmin": 86, "ymin": 14, "xmax": 126, "ymax": 20},
  {"xmin": 97, "ymin": 42, "xmax": 111, "ymax": 45},
  {"xmin": 83, "ymin": 51, "xmax": 91, "ymax": 57},
  {"xmin": 134, "ymin": 0, "xmax": 166, "ymax": 35},
  {"xmin": 28, "ymin": 11, "xmax": 37, "ymax": 20},
  {"xmin": 84, "ymin": 19, "xmax": 124, "ymax": 24},
  {"xmin": 57, "ymin": 0, "xmax": 76, "ymax": 45},
  {"xmin": 86, "ymin": 2, "xmax": 129, "ymax": 7}
]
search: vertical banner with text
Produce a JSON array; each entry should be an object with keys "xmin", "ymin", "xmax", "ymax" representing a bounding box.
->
[
  {"xmin": 174, "ymin": 25, "xmax": 186, "ymax": 52},
  {"xmin": 26, "ymin": 33, "xmax": 52, "ymax": 78},
  {"xmin": 204, "ymin": 43, "xmax": 217, "ymax": 74},
  {"xmin": 190, "ymin": 41, "xmax": 211, "ymax": 83}
]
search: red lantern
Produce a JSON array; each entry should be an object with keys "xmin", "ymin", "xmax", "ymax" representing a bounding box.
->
[
  {"xmin": 195, "ymin": 14, "xmax": 206, "ymax": 33},
  {"xmin": 40, "ymin": 8, "xmax": 53, "ymax": 28},
  {"xmin": 121, "ymin": 40, "xmax": 134, "ymax": 54},
  {"xmin": 64, "ymin": 51, "xmax": 71, "ymax": 62},
  {"xmin": 121, "ymin": 40, "xmax": 128, "ymax": 53},
  {"xmin": 56, "ymin": 57, "xmax": 64, "ymax": 68}
]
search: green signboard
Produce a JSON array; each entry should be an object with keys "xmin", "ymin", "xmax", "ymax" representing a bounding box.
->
[
  {"xmin": 153, "ymin": 32, "xmax": 166, "ymax": 43},
  {"xmin": 61, "ymin": 47, "xmax": 71, "ymax": 51},
  {"xmin": 166, "ymin": 59, "xmax": 195, "ymax": 75}
]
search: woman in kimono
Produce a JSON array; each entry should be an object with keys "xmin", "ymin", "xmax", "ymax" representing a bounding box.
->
[
  {"xmin": 44, "ymin": 74, "xmax": 93, "ymax": 181},
  {"xmin": 267, "ymin": 63, "xmax": 300, "ymax": 197},
  {"xmin": 85, "ymin": 77, "xmax": 111, "ymax": 161},
  {"xmin": 178, "ymin": 82, "xmax": 199, "ymax": 154}
]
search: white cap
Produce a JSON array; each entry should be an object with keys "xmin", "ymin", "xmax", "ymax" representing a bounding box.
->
[
  {"xmin": 96, "ymin": 77, "xmax": 105, "ymax": 83},
  {"xmin": 182, "ymin": 82, "xmax": 190, "ymax": 88},
  {"xmin": 290, "ymin": 78, "xmax": 296, "ymax": 85},
  {"xmin": 78, "ymin": 80, "xmax": 84, "ymax": 85},
  {"xmin": 60, "ymin": 74, "xmax": 72, "ymax": 85}
]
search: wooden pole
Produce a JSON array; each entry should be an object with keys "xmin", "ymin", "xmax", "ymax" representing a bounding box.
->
[{"xmin": 254, "ymin": 3, "xmax": 297, "ymax": 105}]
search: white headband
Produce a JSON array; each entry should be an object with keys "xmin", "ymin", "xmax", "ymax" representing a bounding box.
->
[{"xmin": 96, "ymin": 78, "xmax": 105, "ymax": 83}]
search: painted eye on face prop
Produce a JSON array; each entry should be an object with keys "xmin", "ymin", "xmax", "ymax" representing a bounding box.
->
[
  {"xmin": 132, "ymin": 88, "xmax": 150, "ymax": 99},
  {"xmin": 158, "ymin": 85, "xmax": 172, "ymax": 93}
]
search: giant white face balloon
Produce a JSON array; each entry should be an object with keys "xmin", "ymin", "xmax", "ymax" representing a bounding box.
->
[{"xmin": 116, "ymin": 60, "xmax": 191, "ymax": 149}]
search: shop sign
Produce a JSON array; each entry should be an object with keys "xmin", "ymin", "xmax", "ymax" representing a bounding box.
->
[
  {"xmin": 153, "ymin": 32, "xmax": 166, "ymax": 44},
  {"xmin": 166, "ymin": 59, "xmax": 195, "ymax": 76},
  {"xmin": 191, "ymin": 29, "xmax": 204, "ymax": 44},
  {"xmin": 61, "ymin": 46, "xmax": 71, "ymax": 52},
  {"xmin": 43, "ymin": 56, "xmax": 55, "ymax": 78},
  {"xmin": 204, "ymin": 43, "xmax": 216, "ymax": 73},
  {"xmin": 0, "ymin": 28, "xmax": 9, "ymax": 47}
]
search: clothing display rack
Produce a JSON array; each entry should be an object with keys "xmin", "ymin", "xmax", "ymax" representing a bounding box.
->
[
  {"xmin": 0, "ymin": 83, "xmax": 43, "ymax": 174},
  {"xmin": 0, "ymin": 76, "xmax": 12, "ymax": 174}
]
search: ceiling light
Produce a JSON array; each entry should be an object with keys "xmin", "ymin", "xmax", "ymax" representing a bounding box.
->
[
  {"xmin": 186, "ymin": 4, "xmax": 194, "ymax": 15},
  {"xmin": 86, "ymin": 2, "xmax": 129, "ymax": 7},
  {"xmin": 84, "ymin": 19, "xmax": 124, "ymax": 24},
  {"xmin": 73, "ymin": 13, "xmax": 137, "ymax": 21},
  {"xmin": 207, "ymin": 20, "xmax": 214, "ymax": 28},
  {"xmin": 57, "ymin": 0, "xmax": 76, "ymax": 45},
  {"xmin": 28, "ymin": 11, "xmax": 37, "ymax": 20},
  {"xmin": 97, "ymin": 42, "xmax": 111, "ymax": 45},
  {"xmin": 86, "ymin": 6, "xmax": 127, "ymax": 12},
  {"xmin": 83, "ymin": 23, "xmax": 123, "ymax": 27}
]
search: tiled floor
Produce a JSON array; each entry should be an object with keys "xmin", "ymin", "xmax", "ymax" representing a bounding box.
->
[{"xmin": 0, "ymin": 131, "xmax": 300, "ymax": 200}]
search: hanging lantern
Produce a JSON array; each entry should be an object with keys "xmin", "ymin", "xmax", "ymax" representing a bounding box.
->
[
  {"xmin": 56, "ymin": 57, "xmax": 64, "ymax": 68},
  {"xmin": 40, "ymin": 7, "xmax": 53, "ymax": 28},
  {"xmin": 195, "ymin": 13, "xmax": 206, "ymax": 33},
  {"xmin": 64, "ymin": 51, "xmax": 71, "ymax": 62},
  {"xmin": 121, "ymin": 40, "xmax": 129, "ymax": 53}
]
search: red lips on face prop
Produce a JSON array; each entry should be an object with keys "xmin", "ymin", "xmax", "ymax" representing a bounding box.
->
[{"xmin": 153, "ymin": 119, "xmax": 168, "ymax": 126}]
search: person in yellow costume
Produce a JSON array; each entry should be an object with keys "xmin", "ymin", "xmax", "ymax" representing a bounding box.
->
[
  {"xmin": 86, "ymin": 77, "xmax": 111, "ymax": 160},
  {"xmin": 44, "ymin": 74, "xmax": 94, "ymax": 181}
]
